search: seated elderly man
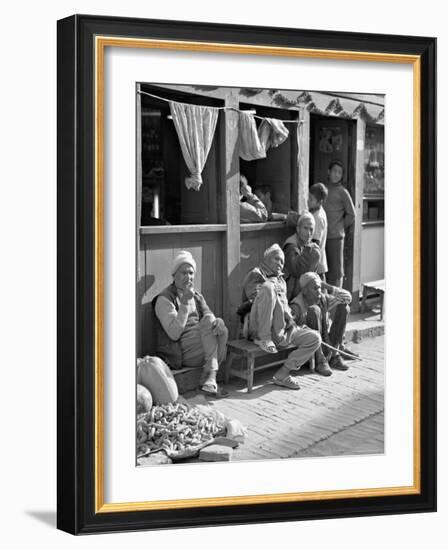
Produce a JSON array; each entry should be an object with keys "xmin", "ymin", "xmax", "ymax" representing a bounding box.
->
[
  {"xmin": 239, "ymin": 244, "xmax": 321, "ymax": 390},
  {"xmin": 153, "ymin": 250, "xmax": 229, "ymax": 397},
  {"xmin": 283, "ymin": 211, "xmax": 321, "ymax": 301},
  {"xmin": 290, "ymin": 272, "xmax": 352, "ymax": 375}
]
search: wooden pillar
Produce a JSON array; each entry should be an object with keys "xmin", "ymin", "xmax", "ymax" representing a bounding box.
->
[
  {"xmin": 222, "ymin": 89, "xmax": 241, "ymax": 338},
  {"xmin": 352, "ymin": 116, "xmax": 366, "ymax": 310},
  {"xmin": 136, "ymin": 84, "xmax": 143, "ymax": 356},
  {"xmin": 297, "ymin": 108, "xmax": 310, "ymax": 213}
]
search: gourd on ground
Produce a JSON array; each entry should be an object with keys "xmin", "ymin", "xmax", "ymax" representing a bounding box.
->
[{"xmin": 137, "ymin": 356, "xmax": 179, "ymax": 405}]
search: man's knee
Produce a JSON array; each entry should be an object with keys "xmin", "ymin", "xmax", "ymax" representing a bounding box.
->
[
  {"xmin": 293, "ymin": 327, "xmax": 321, "ymax": 350},
  {"xmin": 218, "ymin": 321, "xmax": 229, "ymax": 341},
  {"xmin": 336, "ymin": 302, "xmax": 351, "ymax": 316},
  {"xmin": 199, "ymin": 313, "xmax": 216, "ymax": 330},
  {"xmin": 309, "ymin": 329, "xmax": 322, "ymax": 351},
  {"xmin": 252, "ymin": 282, "xmax": 277, "ymax": 310},
  {"xmin": 259, "ymin": 281, "xmax": 276, "ymax": 296}
]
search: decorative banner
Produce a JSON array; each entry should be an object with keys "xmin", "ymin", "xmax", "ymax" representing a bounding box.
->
[
  {"xmin": 325, "ymin": 98, "xmax": 350, "ymax": 118},
  {"xmin": 351, "ymin": 102, "xmax": 376, "ymax": 123}
]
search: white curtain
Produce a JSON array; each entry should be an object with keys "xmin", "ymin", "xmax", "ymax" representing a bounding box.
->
[{"xmin": 169, "ymin": 101, "xmax": 219, "ymax": 191}]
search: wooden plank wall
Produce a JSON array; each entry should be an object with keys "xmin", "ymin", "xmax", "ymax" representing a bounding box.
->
[
  {"xmin": 138, "ymin": 225, "xmax": 292, "ymax": 357},
  {"xmin": 138, "ymin": 232, "xmax": 223, "ymax": 357}
]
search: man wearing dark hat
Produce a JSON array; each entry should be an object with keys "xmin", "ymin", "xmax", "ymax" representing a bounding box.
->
[{"xmin": 153, "ymin": 250, "xmax": 228, "ymax": 397}]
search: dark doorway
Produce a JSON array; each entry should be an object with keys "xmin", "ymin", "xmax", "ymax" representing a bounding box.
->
[{"xmin": 310, "ymin": 114, "xmax": 357, "ymax": 291}]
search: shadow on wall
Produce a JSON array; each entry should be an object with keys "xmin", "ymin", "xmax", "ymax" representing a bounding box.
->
[{"xmin": 138, "ymin": 273, "xmax": 156, "ymax": 358}]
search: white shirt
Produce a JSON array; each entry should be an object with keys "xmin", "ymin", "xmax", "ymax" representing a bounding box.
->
[{"xmin": 312, "ymin": 206, "xmax": 328, "ymax": 274}]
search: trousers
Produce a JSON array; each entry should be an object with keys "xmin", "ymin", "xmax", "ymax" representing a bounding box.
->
[
  {"xmin": 306, "ymin": 302, "xmax": 350, "ymax": 360},
  {"xmin": 180, "ymin": 314, "xmax": 228, "ymax": 372},
  {"xmin": 326, "ymin": 237, "xmax": 344, "ymax": 287},
  {"xmin": 249, "ymin": 282, "xmax": 321, "ymax": 371}
]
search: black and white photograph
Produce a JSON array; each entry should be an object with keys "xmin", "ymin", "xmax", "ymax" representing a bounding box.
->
[
  {"xmin": 136, "ymin": 83, "xmax": 385, "ymax": 466},
  {"xmin": 0, "ymin": 0, "xmax": 442, "ymax": 542}
]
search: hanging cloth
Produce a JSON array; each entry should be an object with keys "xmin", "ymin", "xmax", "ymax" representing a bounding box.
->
[
  {"xmin": 259, "ymin": 118, "xmax": 289, "ymax": 150},
  {"xmin": 238, "ymin": 113, "xmax": 289, "ymax": 161},
  {"xmin": 169, "ymin": 101, "xmax": 219, "ymax": 191},
  {"xmin": 238, "ymin": 112, "xmax": 266, "ymax": 161}
]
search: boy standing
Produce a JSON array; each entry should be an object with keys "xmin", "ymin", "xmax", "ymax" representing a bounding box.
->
[
  {"xmin": 323, "ymin": 160, "xmax": 356, "ymax": 288},
  {"xmin": 308, "ymin": 182, "xmax": 329, "ymax": 280}
]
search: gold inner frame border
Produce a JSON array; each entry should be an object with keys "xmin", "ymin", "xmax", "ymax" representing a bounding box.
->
[{"xmin": 94, "ymin": 36, "xmax": 421, "ymax": 513}]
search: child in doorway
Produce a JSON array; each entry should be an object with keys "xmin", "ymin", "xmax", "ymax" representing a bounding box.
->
[
  {"xmin": 308, "ymin": 182, "xmax": 329, "ymax": 280},
  {"xmin": 323, "ymin": 160, "xmax": 356, "ymax": 288}
]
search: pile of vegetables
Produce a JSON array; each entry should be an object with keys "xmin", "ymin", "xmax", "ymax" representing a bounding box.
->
[{"xmin": 137, "ymin": 402, "xmax": 227, "ymax": 460}]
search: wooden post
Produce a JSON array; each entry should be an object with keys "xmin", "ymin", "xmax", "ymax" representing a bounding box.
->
[
  {"xmin": 290, "ymin": 110, "xmax": 299, "ymax": 211},
  {"xmin": 136, "ymin": 84, "xmax": 143, "ymax": 356},
  {"xmin": 352, "ymin": 116, "xmax": 366, "ymax": 310},
  {"xmin": 297, "ymin": 108, "xmax": 310, "ymax": 213},
  {"xmin": 222, "ymin": 89, "xmax": 241, "ymax": 338}
]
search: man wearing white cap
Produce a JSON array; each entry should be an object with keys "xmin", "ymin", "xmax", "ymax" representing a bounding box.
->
[
  {"xmin": 153, "ymin": 250, "xmax": 229, "ymax": 397},
  {"xmin": 283, "ymin": 212, "xmax": 321, "ymax": 301},
  {"xmin": 290, "ymin": 272, "xmax": 352, "ymax": 375},
  {"xmin": 239, "ymin": 244, "xmax": 321, "ymax": 390}
]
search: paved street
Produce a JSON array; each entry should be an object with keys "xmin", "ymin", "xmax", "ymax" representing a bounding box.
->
[
  {"xmin": 185, "ymin": 335, "xmax": 384, "ymax": 461},
  {"xmin": 297, "ymin": 411, "xmax": 384, "ymax": 457}
]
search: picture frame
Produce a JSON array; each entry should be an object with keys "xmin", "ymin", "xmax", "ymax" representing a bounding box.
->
[{"xmin": 57, "ymin": 14, "xmax": 436, "ymax": 534}]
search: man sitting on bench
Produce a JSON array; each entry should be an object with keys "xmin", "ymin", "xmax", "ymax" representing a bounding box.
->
[
  {"xmin": 153, "ymin": 250, "xmax": 229, "ymax": 398},
  {"xmin": 239, "ymin": 244, "xmax": 321, "ymax": 390}
]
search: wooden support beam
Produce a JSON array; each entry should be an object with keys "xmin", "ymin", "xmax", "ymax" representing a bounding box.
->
[
  {"xmin": 352, "ymin": 116, "xmax": 366, "ymax": 309},
  {"xmin": 222, "ymin": 89, "xmax": 241, "ymax": 338},
  {"xmin": 297, "ymin": 108, "xmax": 310, "ymax": 213},
  {"xmin": 136, "ymin": 83, "xmax": 143, "ymax": 356}
]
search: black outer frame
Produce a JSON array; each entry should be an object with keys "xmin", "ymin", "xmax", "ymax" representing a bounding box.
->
[{"xmin": 57, "ymin": 14, "xmax": 436, "ymax": 535}]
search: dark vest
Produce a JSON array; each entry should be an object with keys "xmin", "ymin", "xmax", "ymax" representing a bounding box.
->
[{"xmin": 152, "ymin": 283, "xmax": 210, "ymax": 369}]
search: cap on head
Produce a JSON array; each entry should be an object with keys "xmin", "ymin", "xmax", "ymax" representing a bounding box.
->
[
  {"xmin": 299, "ymin": 272, "xmax": 321, "ymax": 289},
  {"xmin": 172, "ymin": 250, "xmax": 197, "ymax": 276},
  {"xmin": 296, "ymin": 211, "xmax": 315, "ymax": 228},
  {"xmin": 263, "ymin": 243, "xmax": 284, "ymax": 261}
]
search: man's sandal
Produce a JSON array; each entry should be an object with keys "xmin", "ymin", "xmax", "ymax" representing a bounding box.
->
[
  {"xmin": 200, "ymin": 382, "xmax": 230, "ymax": 399},
  {"xmin": 272, "ymin": 374, "xmax": 301, "ymax": 390},
  {"xmin": 254, "ymin": 339, "xmax": 278, "ymax": 354}
]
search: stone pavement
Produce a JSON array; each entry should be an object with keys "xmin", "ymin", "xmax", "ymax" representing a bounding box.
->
[
  {"xmin": 298, "ymin": 411, "xmax": 384, "ymax": 457},
  {"xmin": 184, "ymin": 335, "xmax": 384, "ymax": 461}
]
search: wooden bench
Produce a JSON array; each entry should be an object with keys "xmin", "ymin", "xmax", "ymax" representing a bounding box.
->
[
  {"xmin": 360, "ymin": 279, "xmax": 385, "ymax": 320},
  {"xmin": 224, "ymin": 339, "xmax": 303, "ymax": 393}
]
